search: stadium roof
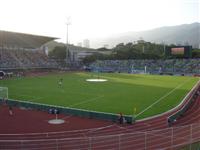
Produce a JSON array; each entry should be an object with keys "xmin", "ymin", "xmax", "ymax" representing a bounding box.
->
[{"xmin": 0, "ymin": 30, "xmax": 57, "ymax": 49}]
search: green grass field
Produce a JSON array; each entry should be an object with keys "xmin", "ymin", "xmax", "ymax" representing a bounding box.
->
[{"xmin": 0, "ymin": 72, "xmax": 199, "ymax": 119}]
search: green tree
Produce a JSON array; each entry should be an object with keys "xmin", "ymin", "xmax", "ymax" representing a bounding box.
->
[{"xmin": 49, "ymin": 46, "xmax": 66, "ymax": 59}]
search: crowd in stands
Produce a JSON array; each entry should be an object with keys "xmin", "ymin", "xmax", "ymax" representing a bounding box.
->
[
  {"xmin": 90, "ymin": 59, "xmax": 200, "ymax": 75},
  {"xmin": 1, "ymin": 47, "xmax": 199, "ymax": 75},
  {"xmin": 0, "ymin": 48, "xmax": 58, "ymax": 69}
]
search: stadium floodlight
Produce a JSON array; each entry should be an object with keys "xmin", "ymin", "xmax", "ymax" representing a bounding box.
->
[
  {"xmin": 65, "ymin": 17, "xmax": 71, "ymax": 63},
  {"xmin": 0, "ymin": 87, "xmax": 8, "ymax": 99}
]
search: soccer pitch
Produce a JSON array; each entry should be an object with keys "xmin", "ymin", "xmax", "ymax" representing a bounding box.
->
[{"xmin": 0, "ymin": 72, "xmax": 199, "ymax": 119}]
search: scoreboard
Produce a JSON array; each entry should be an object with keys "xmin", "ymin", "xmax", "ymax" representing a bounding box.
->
[
  {"xmin": 165, "ymin": 46, "xmax": 192, "ymax": 58},
  {"xmin": 171, "ymin": 47, "xmax": 184, "ymax": 55}
]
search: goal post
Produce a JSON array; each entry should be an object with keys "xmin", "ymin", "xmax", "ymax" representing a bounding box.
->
[{"xmin": 0, "ymin": 87, "xmax": 8, "ymax": 99}]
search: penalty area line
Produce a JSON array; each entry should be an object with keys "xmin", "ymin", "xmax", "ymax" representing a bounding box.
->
[
  {"xmin": 135, "ymin": 78, "xmax": 192, "ymax": 118},
  {"xmin": 9, "ymin": 93, "xmax": 45, "ymax": 101},
  {"xmin": 68, "ymin": 95, "xmax": 104, "ymax": 108}
]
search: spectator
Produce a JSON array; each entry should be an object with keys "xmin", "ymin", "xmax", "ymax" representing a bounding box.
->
[
  {"xmin": 48, "ymin": 108, "xmax": 53, "ymax": 114},
  {"xmin": 118, "ymin": 113, "xmax": 124, "ymax": 124},
  {"xmin": 9, "ymin": 106, "xmax": 13, "ymax": 116}
]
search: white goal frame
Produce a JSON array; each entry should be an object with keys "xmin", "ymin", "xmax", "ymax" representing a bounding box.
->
[{"xmin": 0, "ymin": 87, "xmax": 8, "ymax": 99}]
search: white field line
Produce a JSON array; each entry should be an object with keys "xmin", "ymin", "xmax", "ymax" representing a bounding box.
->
[
  {"xmin": 9, "ymin": 93, "xmax": 45, "ymax": 102},
  {"xmin": 28, "ymin": 96, "xmax": 46, "ymax": 101},
  {"xmin": 68, "ymin": 95, "xmax": 104, "ymax": 107},
  {"xmin": 9, "ymin": 93, "xmax": 38, "ymax": 99},
  {"xmin": 135, "ymin": 78, "xmax": 192, "ymax": 118},
  {"xmin": 60, "ymin": 88, "xmax": 98, "ymax": 96},
  {"xmin": 138, "ymin": 78, "xmax": 200, "ymax": 122}
]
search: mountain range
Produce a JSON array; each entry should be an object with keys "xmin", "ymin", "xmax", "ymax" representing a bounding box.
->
[{"xmin": 90, "ymin": 22, "xmax": 200, "ymax": 49}]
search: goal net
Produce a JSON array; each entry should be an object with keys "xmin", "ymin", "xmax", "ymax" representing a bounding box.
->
[{"xmin": 0, "ymin": 87, "xmax": 8, "ymax": 99}]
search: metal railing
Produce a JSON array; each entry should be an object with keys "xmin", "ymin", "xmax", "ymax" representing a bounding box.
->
[{"xmin": 1, "ymin": 122, "xmax": 200, "ymax": 149}]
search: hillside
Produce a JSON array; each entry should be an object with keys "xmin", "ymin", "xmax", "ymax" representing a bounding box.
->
[
  {"xmin": 90, "ymin": 22, "xmax": 200, "ymax": 48},
  {"xmin": 45, "ymin": 41, "xmax": 96, "ymax": 52}
]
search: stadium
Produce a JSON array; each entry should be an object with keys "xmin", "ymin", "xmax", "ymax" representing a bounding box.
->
[{"xmin": 0, "ymin": 30, "xmax": 200, "ymax": 150}]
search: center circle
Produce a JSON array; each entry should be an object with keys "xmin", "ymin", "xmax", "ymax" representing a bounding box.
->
[{"xmin": 86, "ymin": 79, "xmax": 108, "ymax": 82}]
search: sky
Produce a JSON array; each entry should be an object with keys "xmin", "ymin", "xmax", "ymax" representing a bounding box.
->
[{"xmin": 0, "ymin": 0, "xmax": 199, "ymax": 47}]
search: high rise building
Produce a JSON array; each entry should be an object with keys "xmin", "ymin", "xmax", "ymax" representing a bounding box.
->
[
  {"xmin": 103, "ymin": 44, "xmax": 109, "ymax": 49},
  {"xmin": 83, "ymin": 39, "xmax": 90, "ymax": 48},
  {"xmin": 77, "ymin": 42, "xmax": 82, "ymax": 47}
]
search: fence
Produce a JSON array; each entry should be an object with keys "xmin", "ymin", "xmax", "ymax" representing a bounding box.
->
[
  {"xmin": 1, "ymin": 122, "xmax": 200, "ymax": 149},
  {"xmin": 1, "ymin": 79, "xmax": 200, "ymax": 149},
  {"xmin": 1, "ymin": 98, "xmax": 134, "ymax": 124},
  {"xmin": 168, "ymin": 80, "xmax": 200, "ymax": 126}
]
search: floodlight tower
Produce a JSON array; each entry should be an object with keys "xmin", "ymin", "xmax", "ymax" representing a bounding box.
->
[{"xmin": 66, "ymin": 17, "xmax": 71, "ymax": 63}]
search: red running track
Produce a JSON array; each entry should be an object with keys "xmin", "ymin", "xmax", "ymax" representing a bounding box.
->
[{"xmin": 0, "ymin": 91, "xmax": 200, "ymax": 149}]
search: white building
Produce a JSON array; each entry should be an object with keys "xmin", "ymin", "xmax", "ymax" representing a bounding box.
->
[
  {"xmin": 83, "ymin": 39, "xmax": 90, "ymax": 48},
  {"xmin": 67, "ymin": 45, "xmax": 96, "ymax": 62},
  {"xmin": 77, "ymin": 42, "xmax": 82, "ymax": 47}
]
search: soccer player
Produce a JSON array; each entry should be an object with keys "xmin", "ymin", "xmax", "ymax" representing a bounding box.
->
[{"xmin": 58, "ymin": 78, "xmax": 63, "ymax": 87}]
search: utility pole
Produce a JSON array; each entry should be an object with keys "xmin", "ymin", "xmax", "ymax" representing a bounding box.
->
[
  {"xmin": 142, "ymin": 45, "xmax": 145, "ymax": 53},
  {"xmin": 163, "ymin": 42, "xmax": 166, "ymax": 55}
]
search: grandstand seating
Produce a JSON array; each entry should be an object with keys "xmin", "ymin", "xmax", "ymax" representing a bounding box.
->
[
  {"xmin": 0, "ymin": 48, "xmax": 58, "ymax": 69},
  {"xmin": 90, "ymin": 59, "xmax": 200, "ymax": 74},
  {"xmin": 1, "ymin": 47, "xmax": 199, "ymax": 73}
]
